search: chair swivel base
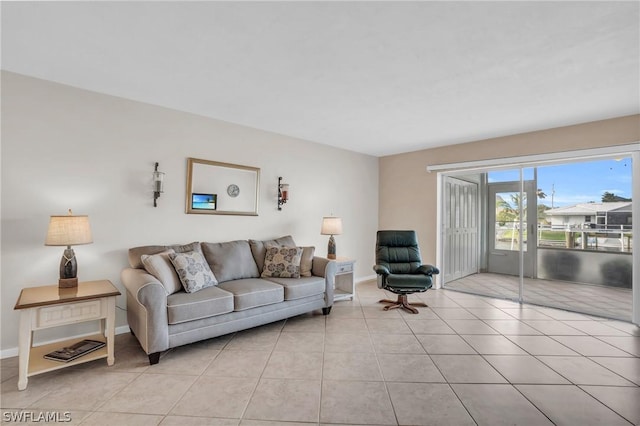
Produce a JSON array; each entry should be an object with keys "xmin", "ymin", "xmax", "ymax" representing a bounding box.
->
[{"xmin": 379, "ymin": 294, "xmax": 428, "ymax": 314}]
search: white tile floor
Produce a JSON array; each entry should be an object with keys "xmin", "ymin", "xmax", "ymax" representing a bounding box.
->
[
  {"xmin": 1, "ymin": 280, "xmax": 639, "ymax": 425},
  {"xmin": 444, "ymin": 273, "xmax": 633, "ymax": 321}
]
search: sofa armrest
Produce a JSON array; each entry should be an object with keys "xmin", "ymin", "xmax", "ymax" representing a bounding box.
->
[
  {"xmin": 311, "ymin": 256, "xmax": 336, "ymax": 307},
  {"xmin": 121, "ymin": 268, "xmax": 170, "ymax": 355},
  {"xmin": 311, "ymin": 256, "xmax": 328, "ymax": 277}
]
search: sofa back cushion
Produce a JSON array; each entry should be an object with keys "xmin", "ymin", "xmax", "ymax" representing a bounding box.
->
[
  {"xmin": 128, "ymin": 242, "xmax": 202, "ymax": 269},
  {"xmin": 129, "ymin": 245, "xmax": 167, "ymax": 269},
  {"xmin": 202, "ymin": 240, "xmax": 260, "ymax": 283},
  {"xmin": 249, "ymin": 235, "xmax": 296, "ymax": 272}
]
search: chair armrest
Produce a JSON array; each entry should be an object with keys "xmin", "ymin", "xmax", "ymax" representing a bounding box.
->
[
  {"xmin": 416, "ymin": 264, "xmax": 440, "ymax": 276},
  {"xmin": 373, "ymin": 264, "xmax": 390, "ymax": 276},
  {"xmin": 121, "ymin": 268, "xmax": 169, "ymax": 354}
]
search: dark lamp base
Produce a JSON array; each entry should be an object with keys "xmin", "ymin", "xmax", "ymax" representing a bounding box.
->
[
  {"xmin": 59, "ymin": 277, "xmax": 78, "ymax": 288},
  {"xmin": 327, "ymin": 235, "xmax": 337, "ymax": 260}
]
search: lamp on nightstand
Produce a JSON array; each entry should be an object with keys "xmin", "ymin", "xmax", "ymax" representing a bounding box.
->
[
  {"xmin": 321, "ymin": 216, "xmax": 343, "ymax": 260},
  {"xmin": 45, "ymin": 209, "xmax": 93, "ymax": 288}
]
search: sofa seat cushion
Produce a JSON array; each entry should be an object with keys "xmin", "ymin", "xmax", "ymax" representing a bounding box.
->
[
  {"xmin": 218, "ymin": 279, "xmax": 284, "ymax": 311},
  {"xmin": 263, "ymin": 276, "xmax": 326, "ymax": 301},
  {"xmin": 167, "ymin": 286, "xmax": 234, "ymax": 325}
]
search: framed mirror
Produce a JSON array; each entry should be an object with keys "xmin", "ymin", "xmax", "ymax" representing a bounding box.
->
[{"xmin": 186, "ymin": 158, "xmax": 260, "ymax": 216}]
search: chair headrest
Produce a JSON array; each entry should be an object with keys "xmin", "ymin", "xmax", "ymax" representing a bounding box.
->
[{"xmin": 376, "ymin": 230, "xmax": 418, "ymax": 247}]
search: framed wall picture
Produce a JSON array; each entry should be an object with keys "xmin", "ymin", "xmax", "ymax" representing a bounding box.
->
[{"xmin": 186, "ymin": 158, "xmax": 260, "ymax": 216}]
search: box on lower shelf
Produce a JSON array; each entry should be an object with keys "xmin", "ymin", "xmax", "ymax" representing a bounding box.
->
[{"xmin": 44, "ymin": 339, "xmax": 106, "ymax": 362}]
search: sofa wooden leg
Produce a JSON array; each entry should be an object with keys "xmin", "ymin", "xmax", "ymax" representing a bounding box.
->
[
  {"xmin": 322, "ymin": 306, "xmax": 332, "ymax": 315},
  {"xmin": 148, "ymin": 352, "xmax": 161, "ymax": 365}
]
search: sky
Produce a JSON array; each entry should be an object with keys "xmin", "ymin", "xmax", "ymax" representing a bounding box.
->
[{"xmin": 488, "ymin": 157, "xmax": 632, "ymax": 208}]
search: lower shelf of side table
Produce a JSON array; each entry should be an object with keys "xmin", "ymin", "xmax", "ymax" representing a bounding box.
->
[
  {"xmin": 27, "ymin": 333, "xmax": 108, "ymax": 377},
  {"xmin": 334, "ymin": 289, "xmax": 353, "ymax": 301}
]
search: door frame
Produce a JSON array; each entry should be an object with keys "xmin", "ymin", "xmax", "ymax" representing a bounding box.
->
[{"xmin": 431, "ymin": 143, "xmax": 640, "ymax": 325}]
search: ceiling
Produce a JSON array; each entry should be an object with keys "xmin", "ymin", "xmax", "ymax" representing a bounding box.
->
[{"xmin": 2, "ymin": 2, "xmax": 638, "ymax": 157}]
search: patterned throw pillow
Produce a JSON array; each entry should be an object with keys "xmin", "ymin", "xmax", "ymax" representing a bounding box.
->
[
  {"xmin": 261, "ymin": 246, "xmax": 303, "ymax": 278},
  {"xmin": 168, "ymin": 251, "xmax": 218, "ymax": 293}
]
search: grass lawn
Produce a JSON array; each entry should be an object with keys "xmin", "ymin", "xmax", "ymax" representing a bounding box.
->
[{"xmin": 539, "ymin": 230, "xmax": 566, "ymax": 241}]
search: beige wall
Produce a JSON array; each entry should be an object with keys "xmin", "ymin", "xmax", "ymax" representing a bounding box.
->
[
  {"xmin": 379, "ymin": 115, "xmax": 640, "ymax": 263},
  {"xmin": 0, "ymin": 72, "xmax": 379, "ymax": 353},
  {"xmin": 2, "ymin": 70, "xmax": 637, "ymax": 352}
]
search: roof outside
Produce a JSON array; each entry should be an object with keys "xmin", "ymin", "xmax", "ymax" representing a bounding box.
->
[{"xmin": 546, "ymin": 202, "xmax": 633, "ymax": 216}]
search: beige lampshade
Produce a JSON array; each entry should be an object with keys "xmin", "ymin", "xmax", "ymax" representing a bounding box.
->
[
  {"xmin": 45, "ymin": 214, "xmax": 93, "ymax": 246},
  {"xmin": 321, "ymin": 217, "xmax": 343, "ymax": 235}
]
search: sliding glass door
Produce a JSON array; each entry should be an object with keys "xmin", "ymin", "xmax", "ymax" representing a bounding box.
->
[
  {"xmin": 441, "ymin": 154, "xmax": 634, "ymax": 322},
  {"xmin": 487, "ymin": 180, "xmax": 536, "ymax": 278}
]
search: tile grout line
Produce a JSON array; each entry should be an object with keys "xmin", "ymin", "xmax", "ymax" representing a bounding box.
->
[{"xmin": 237, "ymin": 322, "xmax": 283, "ymax": 423}]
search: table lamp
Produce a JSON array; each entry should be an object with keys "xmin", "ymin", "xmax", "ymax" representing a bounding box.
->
[
  {"xmin": 45, "ymin": 209, "xmax": 93, "ymax": 288},
  {"xmin": 321, "ymin": 216, "xmax": 343, "ymax": 260}
]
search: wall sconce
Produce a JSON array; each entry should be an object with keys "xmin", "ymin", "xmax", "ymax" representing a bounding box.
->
[
  {"xmin": 277, "ymin": 177, "xmax": 289, "ymax": 210},
  {"xmin": 321, "ymin": 216, "xmax": 343, "ymax": 259},
  {"xmin": 153, "ymin": 162, "xmax": 165, "ymax": 207},
  {"xmin": 45, "ymin": 209, "xmax": 93, "ymax": 288}
]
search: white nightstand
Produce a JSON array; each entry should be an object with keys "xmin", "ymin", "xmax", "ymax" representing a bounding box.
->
[
  {"xmin": 332, "ymin": 257, "xmax": 356, "ymax": 301},
  {"xmin": 13, "ymin": 280, "xmax": 120, "ymax": 390}
]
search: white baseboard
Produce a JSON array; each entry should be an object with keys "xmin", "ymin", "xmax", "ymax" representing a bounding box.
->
[
  {"xmin": 356, "ymin": 275, "xmax": 377, "ymax": 284},
  {"xmin": 115, "ymin": 325, "xmax": 130, "ymax": 336},
  {"xmin": 0, "ymin": 325, "xmax": 131, "ymax": 360}
]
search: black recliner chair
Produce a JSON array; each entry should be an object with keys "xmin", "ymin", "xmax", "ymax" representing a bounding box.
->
[{"xmin": 373, "ymin": 230, "xmax": 440, "ymax": 314}]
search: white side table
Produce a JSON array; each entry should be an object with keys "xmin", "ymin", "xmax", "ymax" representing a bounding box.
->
[
  {"xmin": 13, "ymin": 280, "xmax": 120, "ymax": 390},
  {"xmin": 333, "ymin": 257, "xmax": 356, "ymax": 301}
]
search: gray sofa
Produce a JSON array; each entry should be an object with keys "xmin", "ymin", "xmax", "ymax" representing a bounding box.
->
[{"xmin": 121, "ymin": 236, "xmax": 336, "ymax": 364}]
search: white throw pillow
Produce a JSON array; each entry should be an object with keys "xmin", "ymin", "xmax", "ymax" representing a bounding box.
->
[
  {"xmin": 300, "ymin": 246, "xmax": 315, "ymax": 277},
  {"xmin": 169, "ymin": 251, "xmax": 218, "ymax": 293},
  {"xmin": 141, "ymin": 249, "xmax": 182, "ymax": 295}
]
